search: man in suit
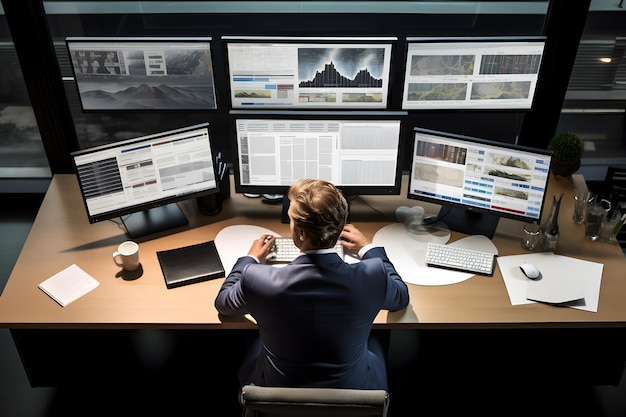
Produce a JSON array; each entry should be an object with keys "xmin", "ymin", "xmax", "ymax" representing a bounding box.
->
[{"xmin": 215, "ymin": 178, "xmax": 409, "ymax": 390}]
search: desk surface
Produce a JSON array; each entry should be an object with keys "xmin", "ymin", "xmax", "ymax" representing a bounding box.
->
[{"xmin": 1, "ymin": 173, "xmax": 626, "ymax": 329}]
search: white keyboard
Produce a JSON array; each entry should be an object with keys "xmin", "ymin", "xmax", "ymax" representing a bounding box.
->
[
  {"xmin": 424, "ymin": 242, "xmax": 495, "ymax": 275},
  {"xmin": 269, "ymin": 237, "xmax": 344, "ymax": 262}
]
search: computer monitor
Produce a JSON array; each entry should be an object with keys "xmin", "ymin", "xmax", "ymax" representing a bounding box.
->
[
  {"xmin": 223, "ymin": 36, "xmax": 395, "ymax": 109},
  {"xmin": 230, "ymin": 110, "xmax": 407, "ymax": 220},
  {"xmin": 71, "ymin": 122, "xmax": 220, "ymax": 238},
  {"xmin": 402, "ymin": 37, "xmax": 546, "ymax": 110},
  {"xmin": 407, "ymin": 127, "xmax": 552, "ymax": 238},
  {"xmin": 65, "ymin": 37, "xmax": 217, "ymax": 111}
]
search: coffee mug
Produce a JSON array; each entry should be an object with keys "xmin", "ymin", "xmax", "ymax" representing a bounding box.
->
[{"xmin": 113, "ymin": 241, "xmax": 140, "ymax": 271}]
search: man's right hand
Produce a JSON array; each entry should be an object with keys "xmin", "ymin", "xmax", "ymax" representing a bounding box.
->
[{"xmin": 339, "ymin": 224, "xmax": 370, "ymax": 253}]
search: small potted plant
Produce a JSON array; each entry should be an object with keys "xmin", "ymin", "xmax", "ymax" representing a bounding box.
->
[{"xmin": 547, "ymin": 131, "xmax": 584, "ymax": 177}]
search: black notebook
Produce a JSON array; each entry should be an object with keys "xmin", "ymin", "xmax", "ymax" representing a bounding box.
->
[{"xmin": 157, "ymin": 240, "xmax": 225, "ymax": 289}]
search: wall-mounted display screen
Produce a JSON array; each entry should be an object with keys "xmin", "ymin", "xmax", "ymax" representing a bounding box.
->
[
  {"xmin": 66, "ymin": 37, "xmax": 217, "ymax": 111},
  {"xmin": 224, "ymin": 36, "xmax": 395, "ymax": 109},
  {"xmin": 402, "ymin": 37, "xmax": 546, "ymax": 110}
]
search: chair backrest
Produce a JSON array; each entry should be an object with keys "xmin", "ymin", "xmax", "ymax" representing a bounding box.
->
[
  {"xmin": 603, "ymin": 166, "xmax": 626, "ymax": 247},
  {"xmin": 239, "ymin": 385, "xmax": 390, "ymax": 417},
  {"xmin": 604, "ymin": 166, "xmax": 626, "ymax": 212}
]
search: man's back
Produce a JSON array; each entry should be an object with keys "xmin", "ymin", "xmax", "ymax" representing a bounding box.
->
[
  {"xmin": 214, "ymin": 178, "xmax": 409, "ymax": 391},
  {"xmin": 229, "ymin": 250, "xmax": 407, "ymax": 389}
]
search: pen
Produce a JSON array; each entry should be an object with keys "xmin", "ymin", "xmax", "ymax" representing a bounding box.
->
[{"xmin": 215, "ymin": 152, "xmax": 222, "ymax": 171}]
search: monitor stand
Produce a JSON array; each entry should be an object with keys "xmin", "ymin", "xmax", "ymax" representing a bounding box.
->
[
  {"xmin": 121, "ymin": 203, "xmax": 189, "ymax": 238},
  {"xmin": 437, "ymin": 207, "xmax": 500, "ymax": 239},
  {"xmin": 281, "ymin": 195, "xmax": 290, "ymax": 223}
]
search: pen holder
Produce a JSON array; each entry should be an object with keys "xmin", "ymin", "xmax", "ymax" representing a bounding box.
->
[
  {"xmin": 218, "ymin": 173, "xmax": 231, "ymax": 202},
  {"xmin": 197, "ymin": 175, "xmax": 231, "ymax": 216}
]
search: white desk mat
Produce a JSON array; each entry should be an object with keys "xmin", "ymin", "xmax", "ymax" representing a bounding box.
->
[
  {"xmin": 215, "ymin": 225, "xmax": 279, "ymax": 275},
  {"xmin": 215, "ymin": 224, "xmax": 362, "ymax": 275},
  {"xmin": 373, "ymin": 223, "xmax": 497, "ymax": 286}
]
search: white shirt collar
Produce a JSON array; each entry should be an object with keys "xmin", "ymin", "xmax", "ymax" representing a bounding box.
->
[{"xmin": 302, "ymin": 248, "xmax": 338, "ymax": 255}]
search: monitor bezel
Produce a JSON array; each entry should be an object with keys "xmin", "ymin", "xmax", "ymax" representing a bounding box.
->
[
  {"xmin": 65, "ymin": 36, "xmax": 218, "ymax": 112},
  {"xmin": 401, "ymin": 36, "xmax": 547, "ymax": 111},
  {"xmin": 71, "ymin": 122, "xmax": 220, "ymax": 225},
  {"xmin": 407, "ymin": 126, "xmax": 553, "ymax": 229},
  {"xmin": 229, "ymin": 109, "xmax": 408, "ymax": 196},
  {"xmin": 222, "ymin": 36, "xmax": 397, "ymax": 110}
]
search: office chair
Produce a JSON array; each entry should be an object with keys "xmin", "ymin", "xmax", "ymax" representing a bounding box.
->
[
  {"xmin": 604, "ymin": 165, "xmax": 626, "ymax": 247},
  {"xmin": 239, "ymin": 385, "xmax": 390, "ymax": 417}
]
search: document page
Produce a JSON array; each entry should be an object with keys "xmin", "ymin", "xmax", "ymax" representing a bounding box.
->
[{"xmin": 497, "ymin": 252, "xmax": 603, "ymax": 312}]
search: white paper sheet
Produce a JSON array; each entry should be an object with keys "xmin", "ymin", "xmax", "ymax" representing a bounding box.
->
[{"xmin": 496, "ymin": 252, "xmax": 603, "ymax": 312}]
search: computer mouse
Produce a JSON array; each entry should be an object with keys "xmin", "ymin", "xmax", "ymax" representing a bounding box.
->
[{"xmin": 519, "ymin": 262, "xmax": 541, "ymax": 279}]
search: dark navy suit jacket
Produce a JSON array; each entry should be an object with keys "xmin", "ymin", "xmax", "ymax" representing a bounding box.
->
[{"xmin": 214, "ymin": 247, "xmax": 409, "ymax": 390}]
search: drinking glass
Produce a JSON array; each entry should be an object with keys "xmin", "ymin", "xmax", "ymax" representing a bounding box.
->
[
  {"xmin": 599, "ymin": 211, "xmax": 621, "ymax": 243},
  {"xmin": 572, "ymin": 189, "xmax": 591, "ymax": 224},
  {"xmin": 521, "ymin": 223, "xmax": 543, "ymax": 250},
  {"xmin": 585, "ymin": 196, "xmax": 611, "ymax": 241}
]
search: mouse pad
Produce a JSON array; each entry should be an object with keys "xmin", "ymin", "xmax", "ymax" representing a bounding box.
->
[
  {"xmin": 496, "ymin": 252, "xmax": 602, "ymax": 312},
  {"xmin": 215, "ymin": 225, "xmax": 279, "ymax": 275}
]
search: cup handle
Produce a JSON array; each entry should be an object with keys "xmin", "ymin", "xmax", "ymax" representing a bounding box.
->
[
  {"xmin": 113, "ymin": 252, "xmax": 123, "ymax": 267},
  {"xmin": 601, "ymin": 199, "xmax": 612, "ymax": 212}
]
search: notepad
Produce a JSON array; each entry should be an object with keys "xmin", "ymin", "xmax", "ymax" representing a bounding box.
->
[
  {"xmin": 38, "ymin": 264, "xmax": 100, "ymax": 307},
  {"xmin": 157, "ymin": 240, "xmax": 225, "ymax": 289}
]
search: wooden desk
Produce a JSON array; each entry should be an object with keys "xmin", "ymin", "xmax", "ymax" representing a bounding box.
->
[
  {"xmin": 1, "ymin": 173, "xmax": 626, "ymax": 329},
  {"xmin": 0, "ymin": 175, "xmax": 626, "ymax": 329},
  {"xmin": 2, "ymin": 173, "xmax": 626, "ymax": 386}
]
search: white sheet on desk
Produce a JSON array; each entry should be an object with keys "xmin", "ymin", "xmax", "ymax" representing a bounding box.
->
[
  {"xmin": 496, "ymin": 252, "xmax": 603, "ymax": 312},
  {"xmin": 373, "ymin": 223, "xmax": 497, "ymax": 286},
  {"xmin": 215, "ymin": 225, "xmax": 359, "ymax": 276},
  {"xmin": 215, "ymin": 225, "xmax": 278, "ymax": 275}
]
